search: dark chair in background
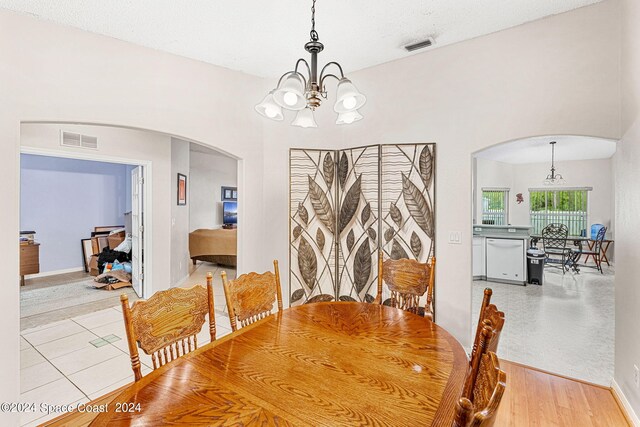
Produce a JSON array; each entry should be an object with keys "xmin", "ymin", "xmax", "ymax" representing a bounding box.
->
[
  {"xmin": 575, "ymin": 226, "xmax": 607, "ymax": 273},
  {"xmin": 541, "ymin": 223, "xmax": 571, "ymax": 274}
]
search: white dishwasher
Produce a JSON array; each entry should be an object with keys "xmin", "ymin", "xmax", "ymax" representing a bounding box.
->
[{"xmin": 486, "ymin": 238, "xmax": 526, "ymax": 285}]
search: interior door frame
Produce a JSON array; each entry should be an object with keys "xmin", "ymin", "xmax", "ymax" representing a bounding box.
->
[{"xmin": 19, "ymin": 145, "xmax": 153, "ymax": 299}]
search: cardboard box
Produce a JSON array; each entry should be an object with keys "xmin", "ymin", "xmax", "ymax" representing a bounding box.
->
[
  {"xmin": 108, "ymin": 231, "xmax": 126, "ymax": 249},
  {"xmin": 89, "ymin": 255, "xmax": 99, "ymax": 276}
]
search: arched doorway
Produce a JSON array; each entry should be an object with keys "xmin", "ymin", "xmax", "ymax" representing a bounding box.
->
[
  {"xmin": 470, "ymin": 134, "xmax": 617, "ymax": 386},
  {"xmin": 18, "ymin": 122, "xmax": 240, "ymax": 424}
]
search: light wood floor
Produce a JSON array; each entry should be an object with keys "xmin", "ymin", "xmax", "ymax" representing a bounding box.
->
[{"xmin": 497, "ymin": 360, "xmax": 630, "ymax": 426}]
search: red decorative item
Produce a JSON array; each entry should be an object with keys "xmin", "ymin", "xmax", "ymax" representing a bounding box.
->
[{"xmin": 516, "ymin": 193, "xmax": 524, "ymax": 204}]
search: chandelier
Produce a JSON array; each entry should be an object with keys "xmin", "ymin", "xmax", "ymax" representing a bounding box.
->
[
  {"xmin": 543, "ymin": 141, "xmax": 566, "ymax": 186},
  {"xmin": 255, "ymin": 0, "xmax": 366, "ymax": 128}
]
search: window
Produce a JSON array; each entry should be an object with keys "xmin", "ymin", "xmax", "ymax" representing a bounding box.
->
[
  {"xmin": 529, "ymin": 189, "xmax": 589, "ymax": 235},
  {"xmin": 482, "ymin": 189, "xmax": 509, "ymax": 225}
]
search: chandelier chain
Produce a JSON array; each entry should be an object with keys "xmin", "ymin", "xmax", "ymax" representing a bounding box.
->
[{"xmin": 310, "ymin": 0, "xmax": 318, "ymax": 41}]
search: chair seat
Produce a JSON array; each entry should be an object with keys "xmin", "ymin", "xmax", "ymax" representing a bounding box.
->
[
  {"xmin": 574, "ymin": 250, "xmax": 598, "ymax": 255},
  {"xmin": 545, "ymin": 248, "xmax": 570, "ymax": 255}
]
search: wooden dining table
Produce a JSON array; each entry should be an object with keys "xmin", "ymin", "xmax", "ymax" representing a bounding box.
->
[{"xmin": 88, "ymin": 302, "xmax": 468, "ymax": 426}]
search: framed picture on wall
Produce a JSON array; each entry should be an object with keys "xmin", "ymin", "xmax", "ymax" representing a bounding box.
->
[
  {"xmin": 177, "ymin": 173, "xmax": 187, "ymax": 205},
  {"xmin": 222, "ymin": 186, "xmax": 237, "ymax": 201}
]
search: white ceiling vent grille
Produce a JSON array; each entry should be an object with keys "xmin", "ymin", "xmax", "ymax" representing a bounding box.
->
[
  {"xmin": 61, "ymin": 131, "xmax": 98, "ymax": 150},
  {"xmin": 81, "ymin": 135, "xmax": 98, "ymax": 149}
]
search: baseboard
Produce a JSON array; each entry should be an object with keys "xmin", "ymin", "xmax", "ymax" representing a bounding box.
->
[
  {"xmin": 173, "ymin": 273, "xmax": 191, "ymax": 288},
  {"xmin": 612, "ymin": 379, "xmax": 640, "ymax": 427},
  {"xmin": 26, "ymin": 267, "xmax": 85, "ymax": 279}
]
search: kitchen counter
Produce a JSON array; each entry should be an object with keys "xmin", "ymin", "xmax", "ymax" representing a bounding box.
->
[
  {"xmin": 475, "ymin": 233, "xmax": 529, "ymax": 239},
  {"xmin": 473, "ymin": 224, "xmax": 532, "ymax": 239}
]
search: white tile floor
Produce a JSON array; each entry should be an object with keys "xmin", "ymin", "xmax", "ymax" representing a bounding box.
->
[
  {"xmin": 19, "ymin": 263, "xmax": 235, "ymax": 426},
  {"xmin": 473, "ymin": 263, "xmax": 615, "ymax": 386}
]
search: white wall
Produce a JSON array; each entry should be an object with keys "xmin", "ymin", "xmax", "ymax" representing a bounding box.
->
[
  {"xmin": 21, "ymin": 123, "xmax": 172, "ymax": 288},
  {"xmin": 261, "ymin": 0, "xmax": 621, "ymax": 349},
  {"xmin": 190, "ymin": 149, "xmax": 238, "ymax": 230},
  {"xmin": 0, "ymin": 9, "xmax": 265, "ymax": 417},
  {"xmin": 615, "ymin": 0, "xmax": 640, "ymax": 418},
  {"xmin": 171, "ymin": 138, "xmax": 191, "ymax": 285}
]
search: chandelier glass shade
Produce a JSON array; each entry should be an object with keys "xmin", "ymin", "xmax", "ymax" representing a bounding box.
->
[
  {"xmin": 543, "ymin": 141, "xmax": 566, "ymax": 186},
  {"xmin": 292, "ymin": 107, "xmax": 318, "ymax": 128},
  {"xmin": 254, "ymin": 90, "xmax": 284, "ymax": 121},
  {"xmin": 255, "ymin": 0, "xmax": 366, "ymax": 127}
]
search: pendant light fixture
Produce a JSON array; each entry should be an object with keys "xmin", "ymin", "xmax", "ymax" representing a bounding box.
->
[
  {"xmin": 543, "ymin": 141, "xmax": 566, "ymax": 186},
  {"xmin": 255, "ymin": 0, "xmax": 366, "ymax": 127}
]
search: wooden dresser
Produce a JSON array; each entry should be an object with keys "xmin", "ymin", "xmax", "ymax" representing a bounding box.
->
[{"xmin": 20, "ymin": 243, "xmax": 40, "ymax": 286}]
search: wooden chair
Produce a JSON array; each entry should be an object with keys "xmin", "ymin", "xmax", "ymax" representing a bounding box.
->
[
  {"xmin": 221, "ymin": 260, "xmax": 283, "ymax": 332},
  {"xmin": 120, "ymin": 272, "xmax": 216, "ymax": 381},
  {"xmin": 375, "ymin": 252, "xmax": 436, "ymax": 320},
  {"xmin": 454, "ymin": 324, "xmax": 507, "ymax": 427},
  {"xmin": 471, "ymin": 288, "xmax": 505, "ymax": 363}
]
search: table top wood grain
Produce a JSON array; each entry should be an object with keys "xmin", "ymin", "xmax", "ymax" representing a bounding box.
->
[{"xmin": 90, "ymin": 302, "xmax": 468, "ymax": 426}]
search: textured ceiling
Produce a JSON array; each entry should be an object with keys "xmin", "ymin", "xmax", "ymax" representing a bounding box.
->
[
  {"xmin": 0, "ymin": 0, "xmax": 602, "ymax": 78},
  {"xmin": 475, "ymin": 136, "xmax": 617, "ymax": 164}
]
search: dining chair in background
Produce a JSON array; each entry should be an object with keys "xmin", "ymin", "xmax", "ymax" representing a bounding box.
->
[
  {"xmin": 576, "ymin": 226, "xmax": 607, "ymax": 273},
  {"xmin": 541, "ymin": 223, "xmax": 571, "ymax": 274},
  {"xmin": 120, "ymin": 272, "xmax": 216, "ymax": 381},
  {"xmin": 374, "ymin": 252, "xmax": 436, "ymax": 320},
  {"xmin": 221, "ymin": 259, "xmax": 283, "ymax": 332},
  {"xmin": 470, "ymin": 288, "xmax": 505, "ymax": 363},
  {"xmin": 455, "ymin": 324, "xmax": 507, "ymax": 427}
]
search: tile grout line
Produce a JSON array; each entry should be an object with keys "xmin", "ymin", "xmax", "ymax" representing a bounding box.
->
[
  {"xmin": 21, "ymin": 343, "xmax": 91, "ymax": 402},
  {"xmin": 22, "ymin": 317, "xmax": 127, "ymax": 400}
]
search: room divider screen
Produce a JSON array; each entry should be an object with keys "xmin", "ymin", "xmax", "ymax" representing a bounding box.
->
[{"xmin": 289, "ymin": 143, "xmax": 436, "ymax": 309}]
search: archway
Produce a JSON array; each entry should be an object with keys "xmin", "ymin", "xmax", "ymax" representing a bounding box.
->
[{"xmin": 470, "ymin": 134, "xmax": 617, "ymax": 386}]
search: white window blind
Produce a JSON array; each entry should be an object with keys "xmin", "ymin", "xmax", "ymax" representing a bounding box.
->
[{"xmin": 482, "ymin": 189, "xmax": 509, "ymax": 225}]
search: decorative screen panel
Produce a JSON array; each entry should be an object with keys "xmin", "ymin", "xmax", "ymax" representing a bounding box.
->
[
  {"xmin": 379, "ymin": 144, "xmax": 436, "ymax": 305},
  {"xmin": 289, "ymin": 143, "xmax": 436, "ymax": 310},
  {"xmin": 336, "ymin": 146, "xmax": 380, "ymax": 303},
  {"xmin": 289, "ymin": 149, "xmax": 337, "ymax": 305}
]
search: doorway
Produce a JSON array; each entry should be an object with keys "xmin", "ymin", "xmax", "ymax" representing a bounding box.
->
[
  {"xmin": 470, "ymin": 135, "xmax": 617, "ymax": 386},
  {"xmin": 19, "ymin": 152, "xmax": 148, "ymax": 330}
]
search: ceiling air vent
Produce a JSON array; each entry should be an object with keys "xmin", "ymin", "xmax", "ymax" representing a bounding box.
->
[
  {"xmin": 81, "ymin": 135, "xmax": 98, "ymax": 149},
  {"xmin": 60, "ymin": 131, "xmax": 98, "ymax": 149},
  {"xmin": 404, "ymin": 38, "xmax": 434, "ymax": 52},
  {"xmin": 61, "ymin": 131, "xmax": 81, "ymax": 147}
]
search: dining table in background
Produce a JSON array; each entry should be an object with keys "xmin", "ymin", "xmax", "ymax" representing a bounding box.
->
[
  {"xmin": 81, "ymin": 302, "xmax": 468, "ymax": 426},
  {"xmin": 529, "ymin": 234, "xmax": 614, "ymax": 272}
]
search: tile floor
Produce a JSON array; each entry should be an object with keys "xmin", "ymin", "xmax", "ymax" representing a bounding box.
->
[
  {"xmin": 473, "ymin": 263, "xmax": 614, "ymax": 386},
  {"xmin": 19, "ymin": 263, "xmax": 235, "ymax": 426}
]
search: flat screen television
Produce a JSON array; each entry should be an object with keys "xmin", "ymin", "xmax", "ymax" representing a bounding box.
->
[{"xmin": 223, "ymin": 201, "xmax": 237, "ymax": 225}]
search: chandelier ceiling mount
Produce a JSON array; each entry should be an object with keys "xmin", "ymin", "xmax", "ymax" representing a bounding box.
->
[{"xmin": 543, "ymin": 141, "xmax": 566, "ymax": 186}]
